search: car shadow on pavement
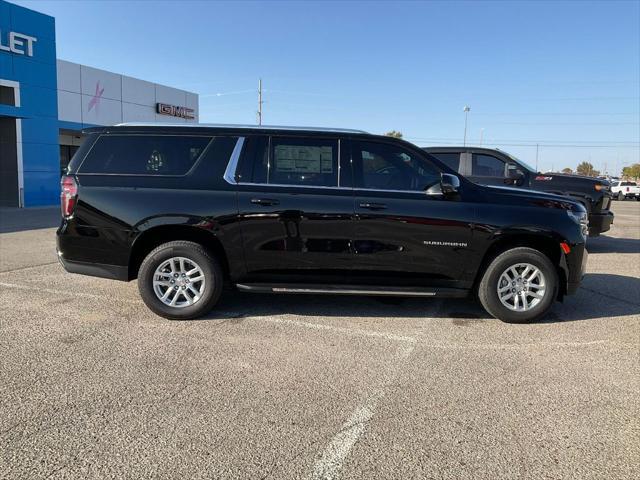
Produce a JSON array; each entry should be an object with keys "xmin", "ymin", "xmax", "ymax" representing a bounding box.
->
[
  {"xmin": 587, "ymin": 235, "xmax": 640, "ymax": 254},
  {"xmin": 0, "ymin": 207, "xmax": 60, "ymax": 234},
  {"xmin": 199, "ymin": 272, "xmax": 640, "ymax": 324}
]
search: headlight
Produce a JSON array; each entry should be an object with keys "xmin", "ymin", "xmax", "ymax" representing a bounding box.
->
[{"xmin": 567, "ymin": 210, "xmax": 588, "ymax": 237}]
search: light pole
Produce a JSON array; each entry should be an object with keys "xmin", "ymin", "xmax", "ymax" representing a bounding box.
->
[
  {"xmin": 257, "ymin": 78, "xmax": 263, "ymax": 126},
  {"xmin": 463, "ymin": 106, "xmax": 470, "ymax": 146}
]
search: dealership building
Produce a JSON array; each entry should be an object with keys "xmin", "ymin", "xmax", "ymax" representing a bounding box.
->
[{"xmin": 0, "ymin": 0, "xmax": 199, "ymax": 207}]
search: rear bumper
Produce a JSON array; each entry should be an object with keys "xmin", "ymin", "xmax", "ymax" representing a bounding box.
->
[
  {"xmin": 56, "ymin": 230, "xmax": 129, "ymax": 283},
  {"xmin": 57, "ymin": 251, "xmax": 129, "ymax": 281},
  {"xmin": 57, "ymin": 220, "xmax": 130, "ymax": 281},
  {"xmin": 588, "ymin": 211, "xmax": 614, "ymax": 236}
]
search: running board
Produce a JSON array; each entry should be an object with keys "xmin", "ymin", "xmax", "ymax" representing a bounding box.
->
[{"xmin": 235, "ymin": 283, "xmax": 468, "ymax": 298}]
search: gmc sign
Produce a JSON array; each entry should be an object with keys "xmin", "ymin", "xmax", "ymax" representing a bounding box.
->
[{"xmin": 156, "ymin": 103, "xmax": 195, "ymax": 120}]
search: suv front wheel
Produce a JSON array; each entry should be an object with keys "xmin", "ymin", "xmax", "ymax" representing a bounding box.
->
[
  {"xmin": 138, "ymin": 241, "xmax": 223, "ymax": 320},
  {"xmin": 478, "ymin": 247, "xmax": 558, "ymax": 323}
]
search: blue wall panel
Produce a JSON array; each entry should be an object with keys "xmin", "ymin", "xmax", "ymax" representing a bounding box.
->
[
  {"xmin": 20, "ymin": 140, "xmax": 60, "ymax": 172},
  {"xmin": 12, "ymin": 56, "xmax": 57, "ymax": 88},
  {"xmin": 0, "ymin": 53, "xmax": 12, "ymax": 77},
  {"xmin": 22, "ymin": 168, "xmax": 60, "ymax": 206},
  {"xmin": 1, "ymin": 0, "xmax": 59, "ymax": 206},
  {"xmin": 18, "ymin": 83, "xmax": 58, "ymax": 118}
]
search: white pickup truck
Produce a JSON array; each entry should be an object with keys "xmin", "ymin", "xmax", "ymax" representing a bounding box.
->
[{"xmin": 611, "ymin": 181, "xmax": 640, "ymax": 201}]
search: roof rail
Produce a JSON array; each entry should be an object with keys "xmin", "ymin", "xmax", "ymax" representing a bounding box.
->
[{"xmin": 114, "ymin": 122, "xmax": 369, "ymax": 134}]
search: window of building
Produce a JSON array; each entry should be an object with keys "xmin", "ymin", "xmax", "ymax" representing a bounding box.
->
[
  {"xmin": 471, "ymin": 154, "xmax": 506, "ymax": 177},
  {"xmin": 79, "ymin": 135, "xmax": 212, "ymax": 175},
  {"xmin": 354, "ymin": 141, "xmax": 440, "ymax": 191},
  {"xmin": 0, "ymin": 86, "xmax": 16, "ymax": 106},
  {"xmin": 60, "ymin": 145, "xmax": 80, "ymax": 175}
]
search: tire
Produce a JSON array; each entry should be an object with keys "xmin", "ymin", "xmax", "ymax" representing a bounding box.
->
[
  {"xmin": 618, "ymin": 192, "xmax": 624, "ymax": 201},
  {"xmin": 478, "ymin": 247, "xmax": 558, "ymax": 323},
  {"xmin": 138, "ymin": 241, "xmax": 223, "ymax": 320}
]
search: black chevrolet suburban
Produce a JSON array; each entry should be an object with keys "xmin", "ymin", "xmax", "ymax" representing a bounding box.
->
[
  {"xmin": 424, "ymin": 147, "xmax": 613, "ymax": 236},
  {"xmin": 57, "ymin": 124, "xmax": 589, "ymax": 323}
]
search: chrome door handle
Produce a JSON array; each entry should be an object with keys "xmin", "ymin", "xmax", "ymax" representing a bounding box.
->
[
  {"xmin": 251, "ymin": 198, "xmax": 279, "ymax": 206},
  {"xmin": 359, "ymin": 202, "xmax": 387, "ymax": 210}
]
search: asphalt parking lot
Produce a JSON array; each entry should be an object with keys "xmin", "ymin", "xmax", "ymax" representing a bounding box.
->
[{"xmin": 1, "ymin": 202, "xmax": 638, "ymax": 479}]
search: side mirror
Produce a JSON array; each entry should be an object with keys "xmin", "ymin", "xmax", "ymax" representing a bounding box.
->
[
  {"xmin": 440, "ymin": 173, "xmax": 460, "ymax": 195},
  {"xmin": 507, "ymin": 164, "xmax": 526, "ymax": 186}
]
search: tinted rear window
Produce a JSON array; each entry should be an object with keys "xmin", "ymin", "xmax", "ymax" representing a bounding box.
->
[
  {"xmin": 429, "ymin": 152, "xmax": 460, "ymax": 172},
  {"xmin": 79, "ymin": 135, "xmax": 212, "ymax": 175}
]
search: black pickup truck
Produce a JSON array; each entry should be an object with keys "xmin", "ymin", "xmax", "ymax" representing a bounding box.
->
[{"xmin": 424, "ymin": 147, "xmax": 613, "ymax": 236}]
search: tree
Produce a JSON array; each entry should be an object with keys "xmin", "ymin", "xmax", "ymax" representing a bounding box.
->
[
  {"xmin": 622, "ymin": 163, "xmax": 640, "ymax": 180},
  {"xmin": 576, "ymin": 161, "xmax": 599, "ymax": 177},
  {"xmin": 561, "ymin": 167, "xmax": 573, "ymax": 174},
  {"xmin": 384, "ymin": 130, "xmax": 403, "ymax": 138}
]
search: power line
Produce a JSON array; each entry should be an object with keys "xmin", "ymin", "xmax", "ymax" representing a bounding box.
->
[
  {"xmin": 473, "ymin": 112, "xmax": 639, "ymax": 116},
  {"xmin": 404, "ymin": 135, "xmax": 639, "ymax": 144},
  {"xmin": 406, "ymin": 138, "xmax": 640, "ymax": 148},
  {"xmin": 485, "ymin": 121, "xmax": 639, "ymax": 126}
]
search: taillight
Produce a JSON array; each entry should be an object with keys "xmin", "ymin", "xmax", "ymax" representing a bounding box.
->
[{"xmin": 60, "ymin": 175, "xmax": 78, "ymax": 218}]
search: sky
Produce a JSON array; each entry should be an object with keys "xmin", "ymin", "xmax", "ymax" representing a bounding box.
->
[{"xmin": 14, "ymin": 0, "xmax": 640, "ymax": 174}]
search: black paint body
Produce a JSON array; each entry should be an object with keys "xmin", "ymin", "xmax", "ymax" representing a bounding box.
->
[
  {"xmin": 424, "ymin": 146, "xmax": 613, "ymax": 236},
  {"xmin": 57, "ymin": 125, "xmax": 588, "ymax": 298}
]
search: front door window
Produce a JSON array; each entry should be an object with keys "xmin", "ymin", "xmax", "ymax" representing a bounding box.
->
[
  {"xmin": 471, "ymin": 154, "xmax": 507, "ymax": 178},
  {"xmin": 353, "ymin": 141, "xmax": 441, "ymax": 192}
]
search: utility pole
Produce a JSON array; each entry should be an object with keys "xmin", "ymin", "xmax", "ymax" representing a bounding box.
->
[
  {"xmin": 257, "ymin": 78, "xmax": 263, "ymax": 126},
  {"xmin": 535, "ymin": 143, "xmax": 539, "ymax": 172},
  {"xmin": 479, "ymin": 128, "xmax": 484, "ymax": 146},
  {"xmin": 463, "ymin": 106, "xmax": 470, "ymax": 146}
]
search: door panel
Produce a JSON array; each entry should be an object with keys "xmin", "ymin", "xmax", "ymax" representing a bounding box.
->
[
  {"xmin": 353, "ymin": 191, "xmax": 475, "ymax": 286},
  {"xmin": 236, "ymin": 135, "xmax": 355, "ymax": 284},
  {"xmin": 350, "ymin": 139, "xmax": 475, "ymax": 287},
  {"xmin": 238, "ymin": 185, "xmax": 354, "ymax": 282}
]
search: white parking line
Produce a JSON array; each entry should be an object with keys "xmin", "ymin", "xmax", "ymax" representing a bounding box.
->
[
  {"xmin": 309, "ymin": 390, "xmax": 382, "ymax": 480},
  {"xmin": 254, "ymin": 316, "xmax": 417, "ymax": 344},
  {"xmin": 308, "ymin": 342, "xmax": 416, "ymax": 480}
]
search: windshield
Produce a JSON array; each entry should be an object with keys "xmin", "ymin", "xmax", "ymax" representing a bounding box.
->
[{"xmin": 501, "ymin": 150, "xmax": 537, "ymax": 173}]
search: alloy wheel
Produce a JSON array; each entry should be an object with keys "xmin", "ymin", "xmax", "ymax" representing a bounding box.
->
[
  {"xmin": 152, "ymin": 256, "xmax": 206, "ymax": 308},
  {"xmin": 497, "ymin": 263, "xmax": 546, "ymax": 312}
]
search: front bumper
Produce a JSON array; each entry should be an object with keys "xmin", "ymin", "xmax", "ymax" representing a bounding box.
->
[
  {"xmin": 588, "ymin": 211, "xmax": 614, "ymax": 236},
  {"xmin": 566, "ymin": 247, "xmax": 588, "ymax": 295}
]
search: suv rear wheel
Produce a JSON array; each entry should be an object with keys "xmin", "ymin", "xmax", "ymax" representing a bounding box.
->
[
  {"xmin": 478, "ymin": 247, "xmax": 558, "ymax": 323},
  {"xmin": 138, "ymin": 241, "xmax": 223, "ymax": 320}
]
